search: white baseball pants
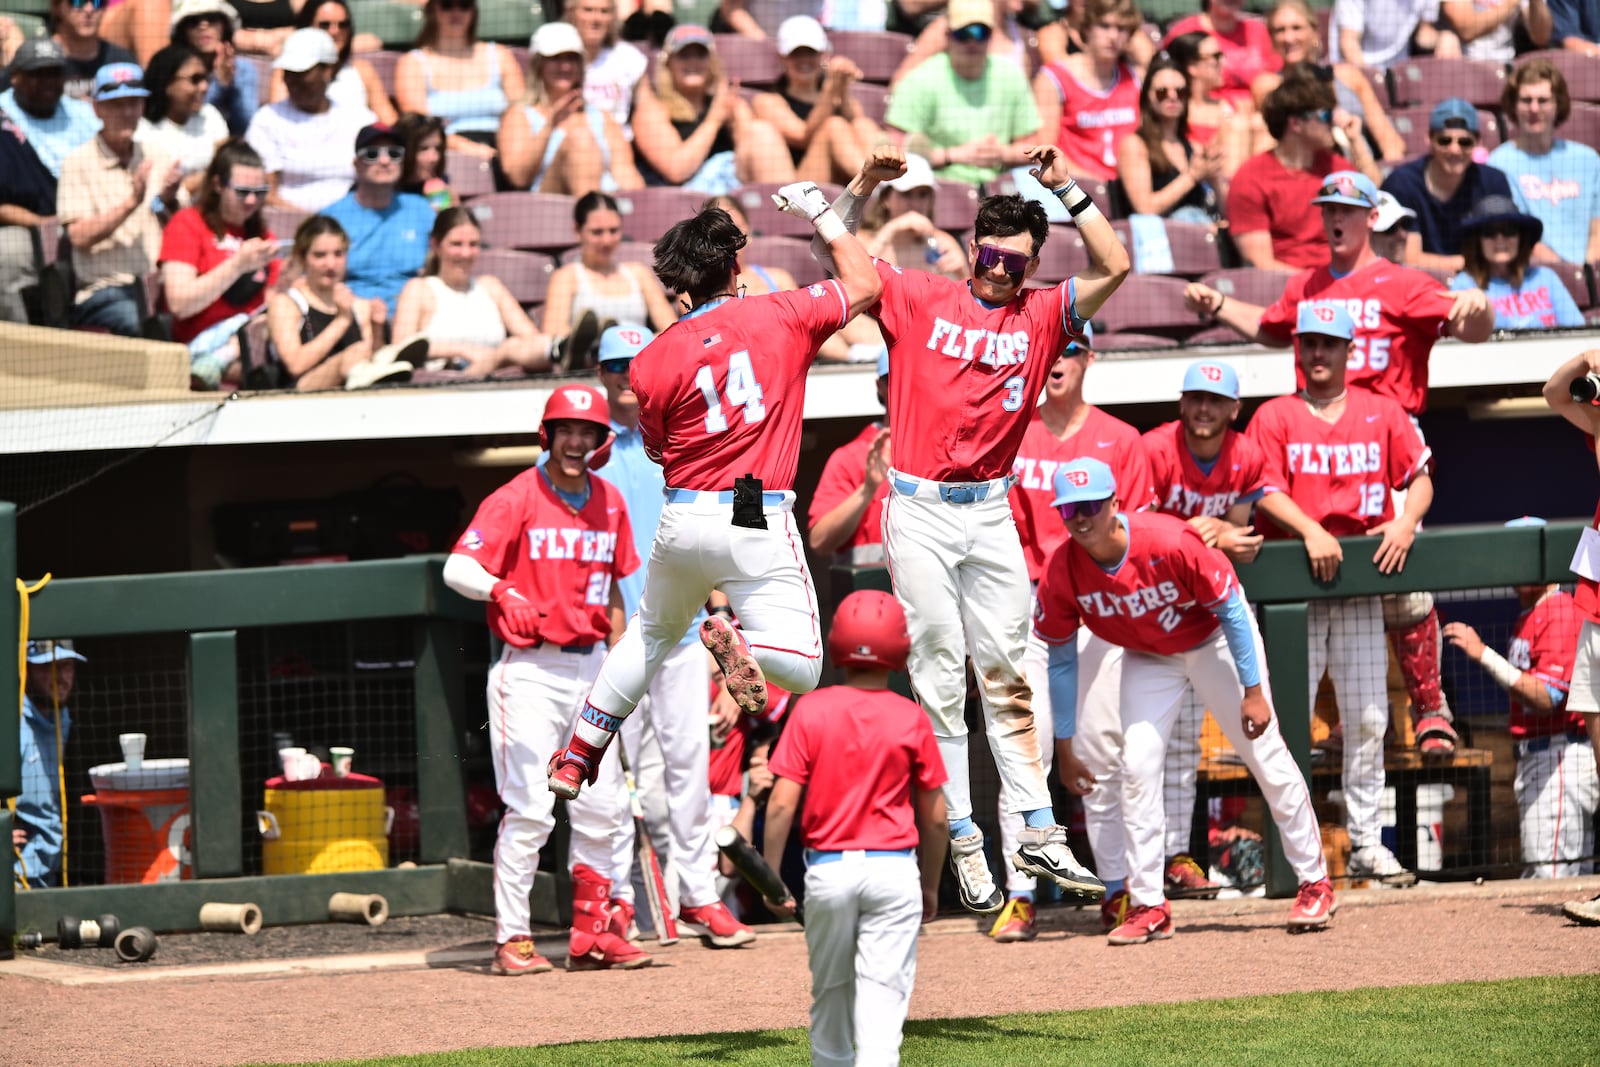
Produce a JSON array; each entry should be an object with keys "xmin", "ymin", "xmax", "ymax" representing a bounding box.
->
[
  {"xmin": 588, "ymin": 492, "xmax": 823, "ymax": 718},
  {"xmin": 1122, "ymin": 622, "xmax": 1325, "ymax": 908},
  {"xmin": 620, "ymin": 639, "xmax": 718, "ymax": 909},
  {"xmin": 487, "ymin": 644, "xmax": 632, "ymax": 943},
  {"xmin": 1568, "ymin": 619, "xmax": 1600, "ymax": 715},
  {"xmin": 1306, "ymin": 596, "xmax": 1389, "ymax": 848},
  {"xmin": 883, "ymin": 476, "xmax": 1051, "ymax": 822},
  {"xmin": 1515, "ymin": 736, "xmax": 1598, "ymax": 878},
  {"xmin": 1163, "ymin": 687, "xmax": 1207, "ymax": 859},
  {"xmin": 803, "ymin": 851, "xmax": 922, "ymax": 1067}
]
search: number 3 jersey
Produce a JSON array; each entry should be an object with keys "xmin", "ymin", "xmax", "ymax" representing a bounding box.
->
[
  {"xmin": 630, "ymin": 282, "xmax": 851, "ymax": 491},
  {"xmin": 1246, "ymin": 387, "xmax": 1431, "ymax": 539},
  {"xmin": 454, "ymin": 468, "xmax": 641, "ymax": 647},
  {"xmin": 1033, "ymin": 511, "xmax": 1237, "ymax": 656},
  {"xmin": 873, "ymin": 259, "xmax": 1085, "ymax": 483}
]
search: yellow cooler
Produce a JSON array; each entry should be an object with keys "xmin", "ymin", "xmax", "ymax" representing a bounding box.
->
[{"xmin": 258, "ymin": 770, "xmax": 392, "ymax": 875}]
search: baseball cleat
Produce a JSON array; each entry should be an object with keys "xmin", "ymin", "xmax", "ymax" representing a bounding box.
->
[
  {"xmin": 1288, "ymin": 878, "xmax": 1338, "ymax": 932},
  {"xmin": 1164, "ymin": 854, "xmax": 1222, "ymax": 899},
  {"xmin": 700, "ymin": 615, "xmax": 768, "ymax": 715},
  {"xmin": 547, "ymin": 748, "xmax": 591, "ymax": 800},
  {"xmin": 678, "ymin": 901, "xmax": 756, "ymax": 948},
  {"xmin": 608, "ymin": 898, "xmax": 641, "ymax": 943},
  {"xmin": 949, "ymin": 831, "xmax": 1005, "ymax": 914},
  {"xmin": 491, "ymin": 936, "xmax": 554, "ymax": 975},
  {"xmin": 1562, "ymin": 893, "xmax": 1600, "ymax": 926},
  {"xmin": 1100, "ymin": 887, "xmax": 1130, "ymax": 932},
  {"xmin": 1414, "ymin": 714, "xmax": 1459, "ymax": 758},
  {"xmin": 1012, "ymin": 825, "xmax": 1105, "ymax": 902},
  {"xmin": 1348, "ymin": 844, "xmax": 1417, "ymax": 887},
  {"xmin": 989, "ymin": 896, "xmax": 1038, "ymax": 942},
  {"xmin": 566, "ymin": 934, "xmax": 653, "ymax": 971},
  {"xmin": 1107, "ymin": 900, "xmax": 1174, "ymax": 945}
]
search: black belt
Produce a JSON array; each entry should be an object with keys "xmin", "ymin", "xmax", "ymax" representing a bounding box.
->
[
  {"xmin": 1515, "ymin": 730, "xmax": 1590, "ymax": 758},
  {"xmin": 535, "ymin": 641, "xmax": 598, "ymax": 655}
]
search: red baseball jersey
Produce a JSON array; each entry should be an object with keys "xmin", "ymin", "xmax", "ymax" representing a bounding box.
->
[
  {"xmin": 873, "ymin": 259, "xmax": 1086, "ymax": 483},
  {"xmin": 1033, "ymin": 511, "xmax": 1237, "ymax": 656},
  {"xmin": 767, "ymin": 684, "xmax": 946, "ymax": 851},
  {"xmin": 452, "ymin": 468, "xmax": 640, "ymax": 646},
  {"xmin": 630, "ymin": 282, "xmax": 850, "ymax": 491},
  {"xmin": 806, "ymin": 423, "xmax": 889, "ymax": 556},
  {"xmin": 708, "ymin": 686, "xmax": 791, "ymax": 797},
  {"xmin": 1010, "ymin": 406, "xmax": 1157, "ymax": 582},
  {"xmin": 1259, "ymin": 257, "xmax": 1455, "ymax": 415},
  {"xmin": 1508, "ymin": 590, "xmax": 1585, "ymax": 738},
  {"xmin": 1143, "ymin": 421, "xmax": 1269, "ymax": 520},
  {"xmin": 1247, "ymin": 388, "xmax": 1431, "ymax": 538},
  {"xmin": 1037, "ymin": 60, "xmax": 1141, "ymax": 182}
]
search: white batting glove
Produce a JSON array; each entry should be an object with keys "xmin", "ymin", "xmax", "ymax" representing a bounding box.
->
[{"xmin": 771, "ymin": 181, "xmax": 831, "ymax": 222}]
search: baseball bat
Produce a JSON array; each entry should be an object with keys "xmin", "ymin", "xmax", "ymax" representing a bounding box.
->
[
  {"xmin": 714, "ymin": 824, "xmax": 802, "ymax": 926},
  {"xmin": 615, "ymin": 739, "xmax": 678, "ymax": 945}
]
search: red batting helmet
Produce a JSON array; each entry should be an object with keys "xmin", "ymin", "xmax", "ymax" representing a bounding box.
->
[
  {"xmin": 540, "ymin": 385, "xmax": 614, "ymax": 467},
  {"xmin": 827, "ymin": 590, "xmax": 910, "ymax": 671}
]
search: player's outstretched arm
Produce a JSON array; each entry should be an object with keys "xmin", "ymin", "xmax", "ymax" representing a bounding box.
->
[
  {"xmin": 1025, "ymin": 145, "xmax": 1130, "ymax": 320},
  {"xmin": 1182, "ymin": 282, "xmax": 1271, "ymax": 342},
  {"xmin": 1441, "ymin": 286, "xmax": 1494, "ymax": 343},
  {"xmin": 809, "ymin": 144, "xmax": 907, "ymax": 274},
  {"xmin": 1544, "ymin": 350, "xmax": 1600, "ymax": 437},
  {"xmin": 774, "ymin": 180, "xmax": 883, "ymax": 318}
]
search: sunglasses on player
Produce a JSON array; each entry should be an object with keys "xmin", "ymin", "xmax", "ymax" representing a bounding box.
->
[
  {"xmin": 974, "ymin": 243, "xmax": 1033, "ymax": 279},
  {"xmin": 1057, "ymin": 498, "xmax": 1112, "ymax": 522}
]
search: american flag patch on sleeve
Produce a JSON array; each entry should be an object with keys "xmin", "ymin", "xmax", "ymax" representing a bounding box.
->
[{"xmin": 703, "ymin": 333, "xmax": 722, "ymax": 347}]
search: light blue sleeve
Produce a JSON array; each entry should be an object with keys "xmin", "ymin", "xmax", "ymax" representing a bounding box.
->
[
  {"xmin": 1548, "ymin": 682, "xmax": 1569, "ymax": 707},
  {"xmin": 1213, "ymin": 587, "xmax": 1262, "ymax": 689},
  {"xmin": 1447, "ymin": 271, "xmax": 1475, "ymax": 291},
  {"xmin": 1542, "ymin": 268, "xmax": 1586, "ymax": 327},
  {"xmin": 1048, "ymin": 638, "xmax": 1080, "ymax": 740}
]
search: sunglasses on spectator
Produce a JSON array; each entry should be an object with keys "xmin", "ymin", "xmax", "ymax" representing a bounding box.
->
[
  {"xmin": 229, "ymin": 184, "xmax": 269, "ymax": 198},
  {"xmin": 181, "ymin": 71, "xmax": 210, "ymax": 84},
  {"xmin": 1481, "ymin": 224, "xmax": 1520, "ymax": 239},
  {"xmin": 1152, "ymin": 86, "xmax": 1183, "ymax": 100},
  {"xmin": 951, "ymin": 23, "xmax": 992, "ymax": 43},
  {"xmin": 357, "ymin": 145, "xmax": 405, "ymax": 162},
  {"xmin": 1432, "ymin": 132, "xmax": 1476, "ymax": 148},
  {"xmin": 66, "ymin": 0, "xmax": 106, "ymax": 11},
  {"xmin": 1301, "ymin": 108, "xmax": 1332, "ymax": 124},
  {"xmin": 316, "ymin": 18, "xmax": 349, "ymax": 29},
  {"xmin": 1057, "ymin": 498, "xmax": 1111, "ymax": 522},
  {"xmin": 436, "ymin": 0, "xmax": 474, "ymax": 10},
  {"xmin": 975, "ymin": 244, "xmax": 1033, "ymax": 278},
  {"xmin": 599, "ymin": 359, "xmax": 632, "ymax": 374}
]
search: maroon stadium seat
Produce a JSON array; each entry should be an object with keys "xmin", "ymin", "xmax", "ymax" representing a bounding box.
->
[
  {"xmin": 735, "ymin": 181, "xmax": 845, "ymax": 238},
  {"xmin": 448, "ymin": 151, "xmax": 495, "ymax": 200},
  {"xmin": 468, "ymin": 192, "xmax": 576, "ymax": 253},
  {"xmin": 615, "ymin": 186, "xmax": 708, "ymax": 242},
  {"xmin": 712, "ymin": 33, "xmax": 781, "ymax": 87},
  {"xmin": 558, "ymin": 240, "xmax": 656, "ymax": 267},
  {"xmin": 827, "ymin": 30, "xmax": 915, "ymax": 84},
  {"xmin": 473, "ymin": 248, "xmax": 556, "ymax": 308},
  {"xmin": 743, "ymin": 235, "xmax": 827, "ymax": 286},
  {"xmin": 931, "ymin": 178, "xmax": 980, "ymax": 234},
  {"xmin": 1091, "ymin": 274, "xmax": 1196, "ymax": 340},
  {"xmin": 853, "ymin": 82, "xmax": 890, "ymax": 125},
  {"xmin": 1387, "ymin": 57, "xmax": 1509, "ymax": 110},
  {"xmin": 1513, "ymin": 50, "xmax": 1600, "ymax": 103},
  {"xmin": 1110, "ymin": 219, "xmax": 1223, "ymax": 277},
  {"xmin": 262, "ymin": 204, "xmax": 309, "ymax": 242},
  {"xmin": 362, "ymin": 49, "xmax": 402, "ymax": 98},
  {"xmin": 1199, "ymin": 267, "xmax": 1292, "ymax": 309}
]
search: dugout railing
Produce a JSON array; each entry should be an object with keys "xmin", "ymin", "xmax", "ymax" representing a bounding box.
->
[{"xmin": 1, "ymin": 506, "xmax": 1590, "ymax": 946}]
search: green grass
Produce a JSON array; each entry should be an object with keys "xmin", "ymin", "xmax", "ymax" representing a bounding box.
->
[{"xmin": 283, "ymin": 975, "xmax": 1600, "ymax": 1067}]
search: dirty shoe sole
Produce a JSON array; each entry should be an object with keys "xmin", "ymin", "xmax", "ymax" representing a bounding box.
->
[
  {"xmin": 700, "ymin": 617, "xmax": 768, "ymax": 714},
  {"xmin": 1011, "ymin": 852, "xmax": 1106, "ymax": 902}
]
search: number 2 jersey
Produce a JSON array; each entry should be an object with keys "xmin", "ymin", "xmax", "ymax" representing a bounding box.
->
[
  {"xmin": 1246, "ymin": 387, "xmax": 1431, "ymax": 538},
  {"xmin": 873, "ymin": 259, "xmax": 1086, "ymax": 483},
  {"xmin": 1033, "ymin": 511, "xmax": 1238, "ymax": 656},
  {"xmin": 1258, "ymin": 257, "xmax": 1455, "ymax": 415},
  {"xmin": 453, "ymin": 467, "xmax": 641, "ymax": 646},
  {"xmin": 629, "ymin": 282, "xmax": 851, "ymax": 491}
]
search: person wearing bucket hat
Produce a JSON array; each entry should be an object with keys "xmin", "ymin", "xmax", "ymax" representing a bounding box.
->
[
  {"xmin": 752, "ymin": 15, "xmax": 884, "ymax": 186},
  {"xmin": 1489, "ymin": 58, "xmax": 1600, "ymax": 267},
  {"xmin": 1450, "ymin": 193, "xmax": 1584, "ymax": 329},
  {"xmin": 167, "ymin": 0, "xmax": 256, "ymax": 137},
  {"xmin": 14, "ymin": 639, "xmax": 87, "ymax": 889},
  {"xmin": 1379, "ymin": 96, "xmax": 1515, "ymax": 273},
  {"xmin": 1247, "ymin": 300, "xmax": 1437, "ymax": 888},
  {"xmin": 1443, "ymin": 526, "xmax": 1595, "ymax": 879},
  {"xmin": 1032, "ymin": 458, "xmax": 1333, "ymax": 941},
  {"xmin": 809, "ymin": 345, "xmax": 893, "ymax": 564}
]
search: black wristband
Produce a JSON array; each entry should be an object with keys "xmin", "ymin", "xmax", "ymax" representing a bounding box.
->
[{"xmin": 1066, "ymin": 197, "xmax": 1095, "ymax": 218}]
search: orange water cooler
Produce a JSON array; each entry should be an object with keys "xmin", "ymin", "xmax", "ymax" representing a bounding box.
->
[{"xmin": 81, "ymin": 758, "xmax": 192, "ymax": 883}]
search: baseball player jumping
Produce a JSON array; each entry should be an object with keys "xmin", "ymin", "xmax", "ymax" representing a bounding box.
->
[
  {"xmin": 442, "ymin": 386, "xmax": 648, "ymax": 975},
  {"xmin": 1182, "ymin": 170, "xmax": 1495, "ymax": 761},
  {"xmin": 762, "ymin": 590, "xmax": 949, "ymax": 1067},
  {"xmin": 1036, "ymin": 458, "xmax": 1332, "ymax": 943},
  {"xmin": 547, "ymin": 165, "xmax": 887, "ymax": 941},
  {"xmin": 812, "ymin": 143, "xmax": 1129, "ymax": 913}
]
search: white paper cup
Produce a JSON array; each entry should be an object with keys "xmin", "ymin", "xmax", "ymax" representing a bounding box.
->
[
  {"xmin": 119, "ymin": 733, "xmax": 146, "ymax": 772},
  {"xmin": 279, "ymin": 747, "xmax": 307, "ymax": 778},
  {"xmin": 329, "ymin": 746, "xmax": 354, "ymax": 778}
]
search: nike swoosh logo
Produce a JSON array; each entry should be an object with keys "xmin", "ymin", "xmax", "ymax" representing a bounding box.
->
[
  {"xmin": 1301, "ymin": 898, "xmax": 1327, "ymax": 918},
  {"xmin": 607, "ymin": 507, "xmax": 620, "ymax": 514},
  {"xmin": 1097, "ymin": 440, "xmax": 1115, "ymax": 448},
  {"xmin": 1366, "ymin": 414, "xmax": 1380, "ymax": 423}
]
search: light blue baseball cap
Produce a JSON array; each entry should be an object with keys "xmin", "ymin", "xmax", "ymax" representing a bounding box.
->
[
  {"xmin": 1181, "ymin": 360, "xmax": 1240, "ymax": 399},
  {"xmin": 92, "ymin": 62, "xmax": 150, "ymax": 101},
  {"xmin": 1504, "ymin": 516, "xmax": 1547, "ymax": 528},
  {"xmin": 1430, "ymin": 97, "xmax": 1480, "ymax": 133},
  {"xmin": 596, "ymin": 323, "xmax": 653, "ymax": 369},
  {"xmin": 26, "ymin": 639, "xmax": 86, "ymax": 664},
  {"xmin": 1294, "ymin": 301, "xmax": 1356, "ymax": 341},
  {"xmin": 1052, "ymin": 458, "xmax": 1117, "ymax": 506},
  {"xmin": 1064, "ymin": 322, "xmax": 1095, "ymax": 356},
  {"xmin": 1311, "ymin": 170, "xmax": 1379, "ymax": 209},
  {"xmin": 875, "ymin": 345, "xmax": 889, "ymax": 379}
]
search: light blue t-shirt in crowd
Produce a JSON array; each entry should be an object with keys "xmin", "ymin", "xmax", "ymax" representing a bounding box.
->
[
  {"xmin": 0, "ymin": 89, "xmax": 98, "ymax": 178},
  {"xmin": 321, "ymin": 191, "xmax": 436, "ymax": 317},
  {"xmin": 1450, "ymin": 266, "xmax": 1585, "ymax": 330},
  {"xmin": 1488, "ymin": 138, "xmax": 1600, "ymax": 265}
]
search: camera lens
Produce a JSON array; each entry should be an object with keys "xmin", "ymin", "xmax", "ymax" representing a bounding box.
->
[{"xmin": 1571, "ymin": 372, "xmax": 1600, "ymax": 404}]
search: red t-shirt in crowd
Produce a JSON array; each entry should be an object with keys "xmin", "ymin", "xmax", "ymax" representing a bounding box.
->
[
  {"xmin": 708, "ymin": 686, "xmax": 791, "ymax": 797},
  {"xmin": 1033, "ymin": 511, "xmax": 1237, "ymax": 656},
  {"xmin": 1143, "ymin": 421, "xmax": 1270, "ymax": 520},
  {"xmin": 630, "ymin": 282, "xmax": 849, "ymax": 491},
  {"xmin": 874, "ymin": 260, "xmax": 1085, "ymax": 483},
  {"xmin": 1164, "ymin": 14, "xmax": 1281, "ymax": 108},
  {"xmin": 1036, "ymin": 59, "xmax": 1141, "ymax": 181},
  {"xmin": 1226, "ymin": 149, "xmax": 1351, "ymax": 270},
  {"xmin": 451, "ymin": 467, "xmax": 640, "ymax": 646},
  {"xmin": 157, "ymin": 206, "xmax": 280, "ymax": 343},
  {"xmin": 1247, "ymin": 387, "xmax": 1430, "ymax": 538},
  {"xmin": 1010, "ymin": 405, "xmax": 1157, "ymax": 582},
  {"xmin": 1508, "ymin": 590, "xmax": 1585, "ymax": 738},
  {"xmin": 767, "ymin": 684, "xmax": 946, "ymax": 851},
  {"xmin": 1259, "ymin": 257, "xmax": 1455, "ymax": 415},
  {"xmin": 807, "ymin": 423, "xmax": 889, "ymax": 558}
]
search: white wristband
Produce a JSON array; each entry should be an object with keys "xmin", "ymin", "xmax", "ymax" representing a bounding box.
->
[
  {"xmin": 1478, "ymin": 647, "xmax": 1523, "ymax": 691},
  {"xmin": 1072, "ymin": 203, "xmax": 1105, "ymax": 227},
  {"xmin": 814, "ymin": 209, "xmax": 847, "ymax": 244}
]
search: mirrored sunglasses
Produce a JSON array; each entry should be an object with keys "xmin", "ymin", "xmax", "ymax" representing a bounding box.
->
[
  {"xmin": 598, "ymin": 359, "xmax": 633, "ymax": 374},
  {"xmin": 229, "ymin": 184, "xmax": 269, "ymax": 198},
  {"xmin": 975, "ymin": 243, "xmax": 1032, "ymax": 278},
  {"xmin": 951, "ymin": 22, "xmax": 992, "ymax": 43},
  {"xmin": 357, "ymin": 145, "xmax": 405, "ymax": 162},
  {"xmin": 1057, "ymin": 498, "xmax": 1111, "ymax": 522}
]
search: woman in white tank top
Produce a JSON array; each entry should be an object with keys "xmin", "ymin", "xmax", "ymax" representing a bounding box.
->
[
  {"xmin": 392, "ymin": 207, "xmax": 558, "ymax": 376},
  {"xmin": 542, "ymin": 192, "xmax": 677, "ymax": 350}
]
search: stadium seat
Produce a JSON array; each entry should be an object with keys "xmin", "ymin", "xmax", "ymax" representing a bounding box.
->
[
  {"xmin": 476, "ymin": 0, "xmax": 541, "ymax": 45},
  {"xmin": 473, "ymin": 248, "xmax": 555, "ymax": 307},
  {"xmin": 1387, "ymin": 105, "xmax": 1502, "ymax": 156},
  {"xmin": 744, "ymin": 235, "xmax": 825, "ymax": 286},
  {"xmin": 1094, "ymin": 331, "xmax": 1180, "ymax": 350},
  {"xmin": 1387, "ymin": 57, "xmax": 1508, "ymax": 110},
  {"xmin": 1559, "ymin": 102, "xmax": 1600, "ymax": 152},
  {"xmin": 1552, "ymin": 261, "xmax": 1595, "ymax": 309},
  {"xmin": 826, "ymin": 30, "xmax": 915, "ymax": 85},
  {"xmin": 448, "ymin": 151, "xmax": 496, "ymax": 200},
  {"xmin": 853, "ymin": 82, "xmax": 890, "ymax": 125},
  {"xmin": 557, "ymin": 240, "xmax": 656, "ymax": 267},
  {"xmin": 1034, "ymin": 227, "xmax": 1088, "ymax": 284},
  {"xmin": 1513, "ymin": 50, "xmax": 1600, "ymax": 103},
  {"xmin": 468, "ymin": 192, "xmax": 576, "ymax": 252},
  {"xmin": 1091, "ymin": 274, "xmax": 1196, "ymax": 341},
  {"xmin": 262, "ymin": 204, "xmax": 310, "ymax": 242},
  {"xmin": 712, "ymin": 33, "xmax": 781, "ymax": 88},
  {"xmin": 613, "ymin": 186, "xmax": 706, "ymax": 242},
  {"xmin": 359, "ymin": 49, "xmax": 402, "ymax": 99},
  {"xmin": 348, "ymin": 1, "xmax": 423, "ymax": 51},
  {"xmin": 931, "ymin": 178, "xmax": 980, "ymax": 234},
  {"xmin": 1111, "ymin": 219, "xmax": 1223, "ymax": 277},
  {"xmin": 735, "ymin": 181, "xmax": 844, "ymax": 238},
  {"xmin": 1199, "ymin": 267, "xmax": 1292, "ymax": 308}
]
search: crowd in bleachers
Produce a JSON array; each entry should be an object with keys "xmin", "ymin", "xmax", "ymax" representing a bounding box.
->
[{"xmin": 0, "ymin": 0, "xmax": 1597, "ymax": 390}]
